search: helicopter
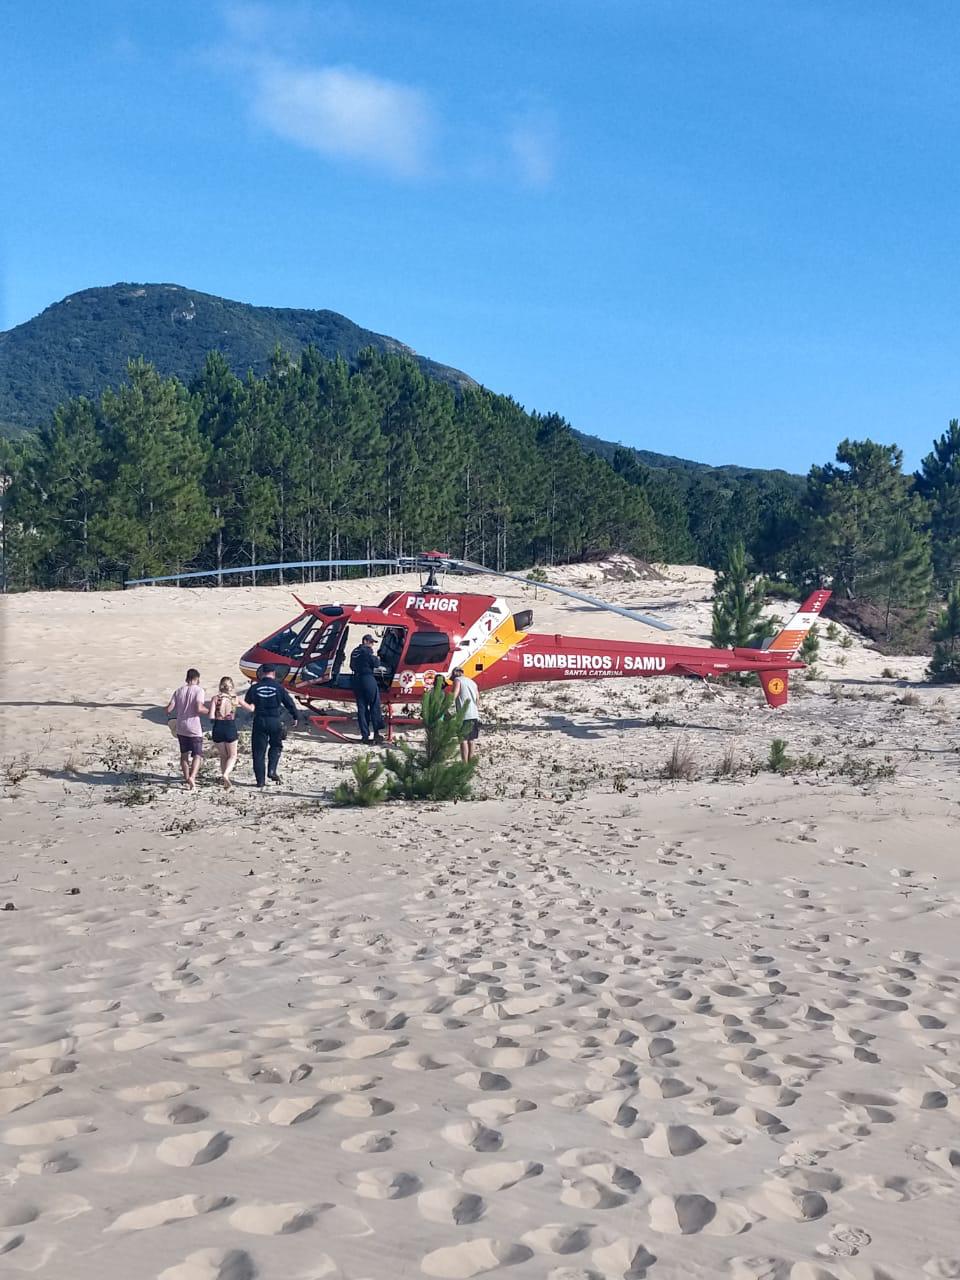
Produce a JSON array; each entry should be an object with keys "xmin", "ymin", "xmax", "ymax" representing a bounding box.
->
[{"xmin": 127, "ymin": 551, "xmax": 830, "ymax": 739}]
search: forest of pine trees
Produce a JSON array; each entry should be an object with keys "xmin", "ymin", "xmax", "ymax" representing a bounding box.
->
[{"xmin": 2, "ymin": 346, "xmax": 960, "ymax": 659}]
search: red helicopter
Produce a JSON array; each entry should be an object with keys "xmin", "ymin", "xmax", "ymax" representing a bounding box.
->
[
  {"xmin": 131, "ymin": 550, "xmax": 829, "ymax": 742},
  {"xmin": 128, "ymin": 552, "xmax": 829, "ymax": 738}
]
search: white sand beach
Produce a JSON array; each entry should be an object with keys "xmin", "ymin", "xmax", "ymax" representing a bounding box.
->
[{"xmin": 2, "ymin": 562, "xmax": 959, "ymax": 1280}]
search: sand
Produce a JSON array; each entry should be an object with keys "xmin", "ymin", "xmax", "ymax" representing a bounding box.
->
[{"xmin": 1, "ymin": 559, "xmax": 959, "ymax": 1280}]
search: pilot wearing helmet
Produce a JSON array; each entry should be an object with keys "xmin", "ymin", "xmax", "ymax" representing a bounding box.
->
[{"xmin": 350, "ymin": 633, "xmax": 386, "ymax": 745}]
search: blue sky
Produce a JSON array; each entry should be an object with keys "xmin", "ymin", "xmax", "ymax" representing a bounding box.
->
[{"xmin": 3, "ymin": 1, "xmax": 958, "ymax": 471}]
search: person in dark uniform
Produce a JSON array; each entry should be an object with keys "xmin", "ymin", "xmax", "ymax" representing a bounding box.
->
[
  {"xmin": 350, "ymin": 633, "xmax": 386, "ymax": 745},
  {"xmin": 239, "ymin": 664, "xmax": 299, "ymax": 787}
]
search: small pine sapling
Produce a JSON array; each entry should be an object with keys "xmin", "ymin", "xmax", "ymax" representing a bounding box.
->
[
  {"xmin": 333, "ymin": 754, "xmax": 387, "ymax": 807},
  {"xmin": 767, "ymin": 738, "xmax": 793, "ymax": 773},
  {"xmin": 384, "ymin": 682, "xmax": 476, "ymax": 801}
]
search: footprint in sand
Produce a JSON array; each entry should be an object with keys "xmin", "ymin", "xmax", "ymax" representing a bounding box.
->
[
  {"xmin": 17, "ymin": 1148, "xmax": 80, "ymax": 1175},
  {"xmin": 340, "ymin": 1129, "xmax": 395, "ymax": 1154},
  {"xmin": 0, "ymin": 1081, "xmax": 62, "ymax": 1117},
  {"xmin": 455, "ymin": 1070, "xmax": 512, "ymax": 1091},
  {"xmin": 561, "ymin": 1177, "xmax": 627, "ymax": 1209},
  {"xmin": 418, "ymin": 1188, "xmax": 486, "ymax": 1224},
  {"xmin": 157, "ymin": 1130, "xmax": 232, "ymax": 1167},
  {"xmin": 106, "ymin": 1194, "xmax": 231, "ymax": 1233},
  {"xmin": 754, "ymin": 1178, "xmax": 828, "ymax": 1222},
  {"xmin": 924, "ymin": 1261, "xmax": 960, "ymax": 1278},
  {"xmin": 143, "ymin": 1101, "xmax": 209, "ymax": 1125},
  {"xmin": 0, "ymin": 1204, "xmax": 39, "ymax": 1230},
  {"xmin": 639, "ymin": 1122, "xmax": 707, "ymax": 1158},
  {"xmin": 343, "ymin": 1169, "xmax": 420, "ymax": 1200},
  {"xmin": 590, "ymin": 1239, "xmax": 657, "ymax": 1277},
  {"xmin": 266, "ymin": 1097, "xmax": 327, "ymax": 1126},
  {"xmin": 333, "ymin": 1094, "xmax": 395, "ymax": 1118},
  {"xmin": 461, "ymin": 1160, "xmax": 542, "ymax": 1191},
  {"xmin": 421, "ymin": 1238, "xmax": 532, "ymax": 1278},
  {"xmin": 522, "ymin": 1224, "xmax": 593, "ymax": 1255},
  {"xmin": 341, "ymin": 1034, "xmax": 407, "ymax": 1060},
  {"xmin": 817, "ymin": 1224, "xmax": 871, "ymax": 1258},
  {"xmin": 649, "ymin": 1193, "xmax": 752, "ymax": 1236},
  {"xmin": 3, "ymin": 1116, "xmax": 96, "ymax": 1145},
  {"xmin": 158, "ymin": 1248, "xmax": 257, "ymax": 1280},
  {"xmin": 441, "ymin": 1121, "xmax": 503, "ymax": 1152},
  {"xmin": 393, "ymin": 1051, "xmax": 456, "ymax": 1072},
  {"xmin": 472, "ymin": 1046, "xmax": 547, "ymax": 1070},
  {"xmin": 229, "ymin": 1202, "xmax": 316, "ymax": 1234}
]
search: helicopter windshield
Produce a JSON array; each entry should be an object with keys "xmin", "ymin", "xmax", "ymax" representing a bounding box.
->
[
  {"xmin": 259, "ymin": 612, "xmax": 319, "ymax": 660},
  {"xmin": 299, "ymin": 619, "xmax": 347, "ymax": 683}
]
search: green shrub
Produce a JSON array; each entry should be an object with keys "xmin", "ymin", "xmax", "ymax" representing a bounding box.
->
[
  {"xmin": 767, "ymin": 738, "xmax": 793, "ymax": 773},
  {"xmin": 333, "ymin": 754, "xmax": 387, "ymax": 807},
  {"xmin": 764, "ymin": 581, "xmax": 802, "ymax": 602},
  {"xmin": 799, "ymin": 623, "xmax": 820, "ymax": 666},
  {"xmin": 384, "ymin": 683, "xmax": 476, "ymax": 801}
]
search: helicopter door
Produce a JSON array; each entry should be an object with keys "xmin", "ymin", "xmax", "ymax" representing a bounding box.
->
[
  {"xmin": 298, "ymin": 619, "xmax": 345, "ymax": 684},
  {"xmin": 377, "ymin": 626, "xmax": 407, "ymax": 681}
]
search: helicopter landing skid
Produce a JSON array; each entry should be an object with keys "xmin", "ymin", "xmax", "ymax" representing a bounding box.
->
[{"xmin": 304, "ymin": 705, "xmax": 420, "ymax": 743}]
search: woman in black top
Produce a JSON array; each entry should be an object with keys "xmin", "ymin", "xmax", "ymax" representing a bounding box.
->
[{"xmin": 210, "ymin": 676, "xmax": 239, "ymax": 789}]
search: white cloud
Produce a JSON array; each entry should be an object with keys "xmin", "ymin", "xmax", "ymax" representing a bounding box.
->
[
  {"xmin": 251, "ymin": 61, "xmax": 433, "ymax": 177},
  {"xmin": 213, "ymin": 4, "xmax": 555, "ymax": 188},
  {"xmin": 507, "ymin": 117, "xmax": 556, "ymax": 189}
]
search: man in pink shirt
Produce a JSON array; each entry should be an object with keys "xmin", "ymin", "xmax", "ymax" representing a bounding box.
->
[{"xmin": 165, "ymin": 668, "xmax": 209, "ymax": 790}]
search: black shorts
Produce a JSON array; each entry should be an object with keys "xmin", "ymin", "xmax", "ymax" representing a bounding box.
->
[
  {"xmin": 212, "ymin": 721, "xmax": 238, "ymax": 744},
  {"xmin": 463, "ymin": 720, "xmax": 480, "ymax": 742},
  {"xmin": 177, "ymin": 734, "xmax": 203, "ymax": 757}
]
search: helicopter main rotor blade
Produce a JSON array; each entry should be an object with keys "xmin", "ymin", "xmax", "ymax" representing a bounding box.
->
[
  {"xmin": 125, "ymin": 559, "xmax": 399, "ymax": 586},
  {"xmin": 452, "ymin": 560, "xmax": 674, "ymax": 632}
]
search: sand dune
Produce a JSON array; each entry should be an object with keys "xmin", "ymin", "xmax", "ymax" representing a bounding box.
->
[{"xmin": 1, "ymin": 560, "xmax": 959, "ymax": 1278}]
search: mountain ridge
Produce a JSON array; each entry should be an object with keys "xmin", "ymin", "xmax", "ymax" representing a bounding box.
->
[
  {"xmin": 0, "ymin": 282, "xmax": 798, "ymax": 487},
  {"xmin": 0, "ymin": 282, "xmax": 475, "ymax": 435}
]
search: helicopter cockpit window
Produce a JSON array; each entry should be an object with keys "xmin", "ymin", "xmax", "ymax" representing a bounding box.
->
[
  {"xmin": 261, "ymin": 613, "xmax": 317, "ymax": 659},
  {"xmin": 298, "ymin": 620, "xmax": 345, "ymax": 683},
  {"xmin": 405, "ymin": 631, "xmax": 450, "ymax": 668}
]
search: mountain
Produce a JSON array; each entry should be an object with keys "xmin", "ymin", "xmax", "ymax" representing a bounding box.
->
[
  {"xmin": 0, "ymin": 283, "xmax": 475, "ymax": 435},
  {"xmin": 0, "ymin": 283, "xmax": 801, "ymax": 495},
  {"xmin": 573, "ymin": 429, "xmax": 802, "ymax": 489}
]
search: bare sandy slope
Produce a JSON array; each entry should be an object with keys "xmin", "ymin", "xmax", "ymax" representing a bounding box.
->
[{"xmin": 1, "ymin": 561, "xmax": 959, "ymax": 1280}]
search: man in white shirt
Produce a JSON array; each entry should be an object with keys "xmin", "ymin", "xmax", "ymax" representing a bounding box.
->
[{"xmin": 450, "ymin": 666, "xmax": 480, "ymax": 763}]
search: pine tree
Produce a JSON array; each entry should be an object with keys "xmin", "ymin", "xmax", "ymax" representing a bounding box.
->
[
  {"xmin": 711, "ymin": 541, "xmax": 771, "ymax": 648},
  {"xmin": 333, "ymin": 754, "xmax": 387, "ymax": 806},
  {"xmin": 928, "ymin": 584, "xmax": 960, "ymax": 683},
  {"xmin": 383, "ymin": 682, "xmax": 476, "ymax": 801},
  {"xmin": 93, "ymin": 361, "xmax": 216, "ymax": 580},
  {"xmin": 916, "ymin": 420, "xmax": 960, "ymax": 592},
  {"xmin": 802, "ymin": 439, "xmax": 928, "ymax": 601},
  {"xmin": 861, "ymin": 511, "xmax": 932, "ymax": 639},
  {"xmin": 192, "ymin": 352, "xmax": 244, "ymax": 583}
]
